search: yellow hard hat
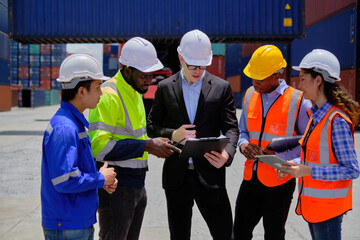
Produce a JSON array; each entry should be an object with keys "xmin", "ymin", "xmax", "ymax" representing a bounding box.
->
[{"xmin": 244, "ymin": 45, "xmax": 287, "ymax": 80}]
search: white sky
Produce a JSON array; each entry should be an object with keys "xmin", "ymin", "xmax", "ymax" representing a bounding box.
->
[{"xmin": 66, "ymin": 43, "xmax": 103, "ymax": 65}]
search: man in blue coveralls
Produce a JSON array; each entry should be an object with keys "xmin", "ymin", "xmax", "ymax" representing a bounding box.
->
[{"xmin": 41, "ymin": 53, "xmax": 117, "ymax": 240}]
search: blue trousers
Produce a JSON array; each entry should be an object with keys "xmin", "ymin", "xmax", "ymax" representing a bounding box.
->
[
  {"xmin": 43, "ymin": 226, "xmax": 94, "ymax": 240},
  {"xmin": 308, "ymin": 215, "xmax": 343, "ymax": 240}
]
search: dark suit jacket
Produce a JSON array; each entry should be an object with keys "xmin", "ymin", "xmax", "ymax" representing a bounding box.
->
[{"xmin": 147, "ymin": 71, "xmax": 239, "ymax": 190}]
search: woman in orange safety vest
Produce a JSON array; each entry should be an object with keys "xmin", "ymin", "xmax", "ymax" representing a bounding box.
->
[{"xmin": 279, "ymin": 49, "xmax": 360, "ymax": 240}]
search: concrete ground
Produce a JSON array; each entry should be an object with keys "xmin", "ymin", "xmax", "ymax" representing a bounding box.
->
[{"xmin": 0, "ymin": 105, "xmax": 359, "ymax": 240}]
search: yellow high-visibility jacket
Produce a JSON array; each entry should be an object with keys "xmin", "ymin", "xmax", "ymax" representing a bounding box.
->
[{"xmin": 88, "ymin": 70, "xmax": 148, "ymax": 169}]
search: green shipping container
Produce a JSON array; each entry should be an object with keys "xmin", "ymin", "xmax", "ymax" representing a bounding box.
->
[
  {"xmin": 45, "ymin": 90, "xmax": 60, "ymax": 105},
  {"xmin": 211, "ymin": 43, "xmax": 226, "ymax": 56},
  {"xmin": 29, "ymin": 44, "xmax": 41, "ymax": 55}
]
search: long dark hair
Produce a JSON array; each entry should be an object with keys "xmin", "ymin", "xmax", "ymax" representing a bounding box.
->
[{"xmin": 303, "ymin": 68, "xmax": 360, "ymax": 125}]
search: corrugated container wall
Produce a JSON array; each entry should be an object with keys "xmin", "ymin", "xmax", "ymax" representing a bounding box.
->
[
  {"xmin": 291, "ymin": 7, "xmax": 357, "ymax": 76},
  {"xmin": 305, "ymin": 0, "xmax": 357, "ymax": 27},
  {"xmin": 9, "ymin": 0, "xmax": 304, "ymax": 43}
]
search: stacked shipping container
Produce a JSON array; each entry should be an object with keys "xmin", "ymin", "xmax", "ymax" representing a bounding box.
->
[
  {"xmin": 10, "ymin": 42, "xmax": 65, "ymax": 107},
  {"xmin": 291, "ymin": 1, "xmax": 359, "ymax": 102},
  {"xmin": 0, "ymin": 0, "xmax": 11, "ymax": 111}
]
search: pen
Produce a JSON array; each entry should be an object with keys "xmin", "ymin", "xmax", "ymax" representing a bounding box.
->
[{"xmin": 172, "ymin": 138, "xmax": 186, "ymax": 147}]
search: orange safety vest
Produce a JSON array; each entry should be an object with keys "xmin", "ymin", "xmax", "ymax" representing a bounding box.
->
[
  {"xmin": 296, "ymin": 106, "xmax": 353, "ymax": 223},
  {"xmin": 242, "ymin": 86, "xmax": 303, "ymax": 187}
]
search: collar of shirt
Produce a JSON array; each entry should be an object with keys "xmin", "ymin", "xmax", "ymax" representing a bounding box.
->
[
  {"xmin": 310, "ymin": 101, "xmax": 333, "ymax": 126},
  {"xmin": 60, "ymin": 100, "xmax": 89, "ymax": 128},
  {"xmin": 114, "ymin": 70, "xmax": 139, "ymax": 99},
  {"xmin": 262, "ymin": 79, "xmax": 287, "ymax": 100}
]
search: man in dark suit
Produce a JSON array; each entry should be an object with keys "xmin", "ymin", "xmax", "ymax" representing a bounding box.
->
[{"xmin": 147, "ymin": 29, "xmax": 239, "ymax": 240}]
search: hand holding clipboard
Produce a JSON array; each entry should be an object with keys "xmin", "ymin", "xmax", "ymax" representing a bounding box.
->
[{"xmin": 179, "ymin": 137, "xmax": 230, "ymax": 159}]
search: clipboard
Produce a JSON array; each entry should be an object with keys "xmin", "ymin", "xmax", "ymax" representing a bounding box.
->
[
  {"xmin": 266, "ymin": 135, "xmax": 303, "ymax": 152},
  {"xmin": 255, "ymin": 155, "xmax": 291, "ymax": 172},
  {"xmin": 179, "ymin": 137, "xmax": 230, "ymax": 159}
]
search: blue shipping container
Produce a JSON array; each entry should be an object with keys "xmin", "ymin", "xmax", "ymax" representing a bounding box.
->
[
  {"xmin": 18, "ymin": 54, "xmax": 29, "ymax": 66},
  {"xmin": 29, "ymin": 55, "xmax": 40, "ymax": 67},
  {"xmin": 0, "ymin": 58, "xmax": 10, "ymax": 85},
  {"xmin": 19, "ymin": 43, "xmax": 29, "ymax": 55},
  {"xmin": 0, "ymin": 0, "xmax": 8, "ymax": 34},
  {"xmin": 0, "ymin": 32, "xmax": 10, "ymax": 59},
  {"xmin": 10, "ymin": 67, "xmax": 17, "ymax": 79},
  {"xmin": 40, "ymin": 55, "xmax": 51, "ymax": 67},
  {"xmin": 51, "ymin": 79, "xmax": 62, "ymax": 90},
  {"xmin": 9, "ymin": 0, "xmax": 305, "ymax": 43},
  {"xmin": 29, "ymin": 67, "xmax": 40, "ymax": 80},
  {"xmin": 51, "ymin": 55, "xmax": 65, "ymax": 67},
  {"xmin": 10, "ymin": 41, "xmax": 19, "ymax": 55},
  {"xmin": 291, "ymin": 7, "xmax": 357, "ymax": 75},
  {"xmin": 225, "ymin": 44, "xmax": 242, "ymax": 77}
]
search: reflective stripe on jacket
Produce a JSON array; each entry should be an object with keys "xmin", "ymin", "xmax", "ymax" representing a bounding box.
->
[
  {"xmin": 89, "ymin": 71, "xmax": 148, "ymax": 168},
  {"xmin": 243, "ymin": 86, "xmax": 302, "ymax": 187},
  {"xmin": 296, "ymin": 106, "xmax": 353, "ymax": 223}
]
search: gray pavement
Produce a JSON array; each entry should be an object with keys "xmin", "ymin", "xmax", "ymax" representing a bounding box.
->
[{"xmin": 0, "ymin": 105, "xmax": 359, "ymax": 239}]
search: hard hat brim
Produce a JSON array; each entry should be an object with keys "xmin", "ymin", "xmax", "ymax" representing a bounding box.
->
[
  {"xmin": 177, "ymin": 46, "xmax": 213, "ymax": 66},
  {"xmin": 292, "ymin": 66, "xmax": 301, "ymax": 71}
]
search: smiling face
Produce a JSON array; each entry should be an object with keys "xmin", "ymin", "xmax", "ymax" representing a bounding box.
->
[
  {"xmin": 179, "ymin": 55, "xmax": 206, "ymax": 85},
  {"xmin": 252, "ymin": 74, "xmax": 280, "ymax": 94}
]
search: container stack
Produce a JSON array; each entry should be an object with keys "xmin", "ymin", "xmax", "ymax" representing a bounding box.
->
[
  {"xmin": 10, "ymin": 42, "xmax": 66, "ymax": 107},
  {"xmin": 50, "ymin": 44, "xmax": 66, "ymax": 90},
  {"xmin": 207, "ymin": 43, "xmax": 226, "ymax": 80},
  {"xmin": 290, "ymin": 0, "xmax": 359, "ymax": 102},
  {"xmin": 103, "ymin": 43, "xmax": 121, "ymax": 78},
  {"xmin": 225, "ymin": 43, "xmax": 242, "ymax": 108},
  {"xmin": 0, "ymin": 0, "xmax": 10, "ymax": 111}
]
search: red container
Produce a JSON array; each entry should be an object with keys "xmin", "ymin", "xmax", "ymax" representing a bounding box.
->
[
  {"xmin": 51, "ymin": 66, "xmax": 60, "ymax": 79},
  {"xmin": 339, "ymin": 68, "xmax": 357, "ymax": 101},
  {"xmin": 18, "ymin": 66, "xmax": 29, "ymax": 79},
  {"xmin": 207, "ymin": 56, "xmax": 225, "ymax": 79},
  {"xmin": 40, "ymin": 44, "xmax": 51, "ymax": 55},
  {"xmin": 39, "ymin": 79, "xmax": 51, "ymax": 90},
  {"xmin": 103, "ymin": 44, "xmax": 111, "ymax": 54},
  {"xmin": 241, "ymin": 43, "xmax": 262, "ymax": 57},
  {"xmin": 40, "ymin": 67, "xmax": 51, "ymax": 80},
  {"xmin": 305, "ymin": 0, "xmax": 356, "ymax": 27},
  {"xmin": 0, "ymin": 85, "xmax": 12, "ymax": 111},
  {"xmin": 226, "ymin": 75, "xmax": 241, "ymax": 92}
]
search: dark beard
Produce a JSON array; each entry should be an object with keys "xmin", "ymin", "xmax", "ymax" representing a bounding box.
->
[{"xmin": 125, "ymin": 75, "xmax": 148, "ymax": 94}]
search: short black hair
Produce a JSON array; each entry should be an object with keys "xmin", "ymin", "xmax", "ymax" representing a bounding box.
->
[{"xmin": 61, "ymin": 80, "xmax": 93, "ymax": 102}]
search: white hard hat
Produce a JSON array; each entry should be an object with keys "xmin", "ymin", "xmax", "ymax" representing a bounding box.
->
[
  {"xmin": 177, "ymin": 29, "xmax": 213, "ymax": 66},
  {"xmin": 119, "ymin": 37, "xmax": 164, "ymax": 72},
  {"xmin": 293, "ymin": 49, "xmax": 341, "ymax": 83},
  {"xmin": 57, "ymin": 53, "xmax": 110, "ymax": 89}
]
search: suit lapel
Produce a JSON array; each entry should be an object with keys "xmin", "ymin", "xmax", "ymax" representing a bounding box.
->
[
  {"xmin": 172, "ymin": 73, "xmax": 191, "ymax": 123},
  {"xmin": 194, "ymin": 72, "xmax": 212, "ymax": 124}
]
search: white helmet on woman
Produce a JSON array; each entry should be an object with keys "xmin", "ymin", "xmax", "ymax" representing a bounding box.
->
[
  {"xmin": 293, "ymin": 49, "xmax": 341, "ymax": 83},
  {"xmin": 57, "ymin": 53, "xmax": 110, "ymax": 89}
]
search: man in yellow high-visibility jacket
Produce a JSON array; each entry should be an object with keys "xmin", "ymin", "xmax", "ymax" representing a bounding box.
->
[{"xmin": 88, "ymin": 37, "xmax": 179, "ymax": 240}]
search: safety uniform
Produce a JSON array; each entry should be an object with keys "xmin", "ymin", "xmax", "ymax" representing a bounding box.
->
[
  {"xmin": 41, "ymin": 101, "xmax": 105, "ymax": 230},
  {"xmin": 296, "ymin": 106, "xmax": 353, "ymax": 223},
  {"xmin": 89, "ymin": 70, "xmax": 148, "ymax": 170},
  {"xmin": 242, "ymin": 85, "xmax": 303, "ymax": 186}
]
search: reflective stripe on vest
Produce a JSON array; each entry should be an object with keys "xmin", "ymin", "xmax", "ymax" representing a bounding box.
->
[
  {"xmin": 297, "ymin": 107, "xmax": 353, "ymax": 223},
  {"xmin": 89, "ymin": 80, "xmax": 148, "ymax": 168},
  {"xmin": 242, "ymin": 86, "xmax": 302, "ymax": 187}
]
